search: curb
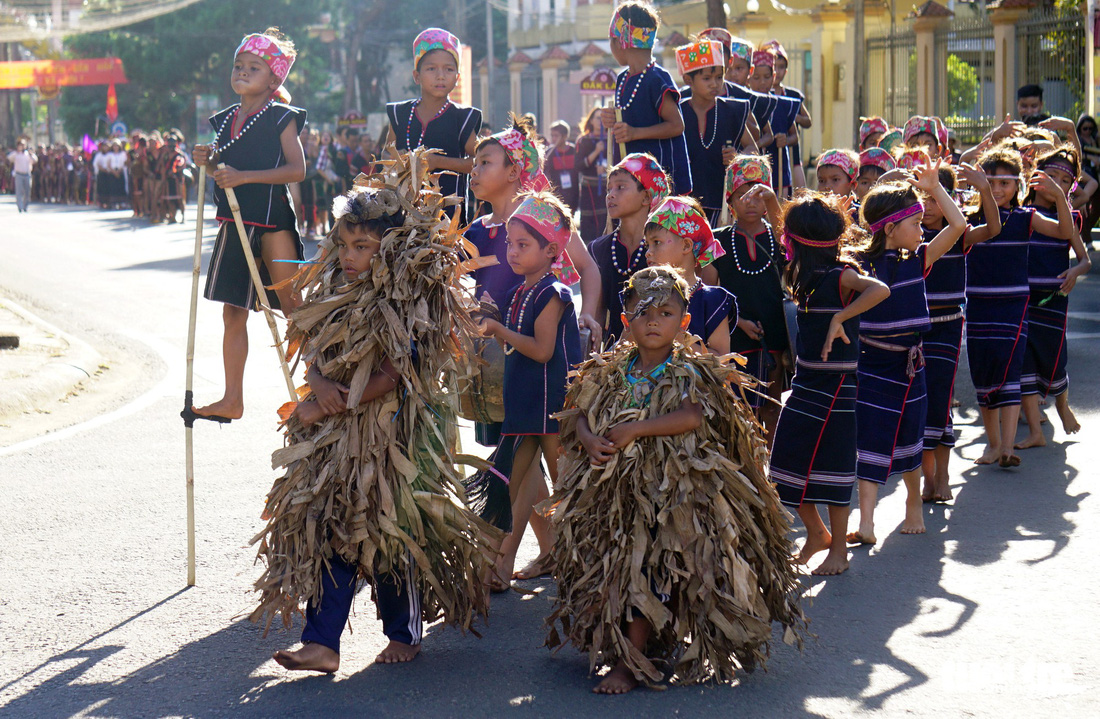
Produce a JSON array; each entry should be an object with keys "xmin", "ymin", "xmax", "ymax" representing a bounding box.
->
[{"xmin": 0, "ymin": 297, "xmax": 104, "ymax": 418}]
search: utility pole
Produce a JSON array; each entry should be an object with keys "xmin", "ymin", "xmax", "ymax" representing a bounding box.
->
[
  {"xmin": 854, "ymin": 0, "xmax": 865, "ymax": 144},
  {"xmin": 486, "ymin": 0, "xmax": 495, "ymax": 126}
]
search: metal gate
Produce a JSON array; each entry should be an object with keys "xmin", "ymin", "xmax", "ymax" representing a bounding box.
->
[
  {"xmin": 1017, "ymin": 6, "xmax": 1086, "ymax": 120},
  {"xmin": 934, "ymin": 8, "xmax": 995, "ymax": 145},
  {"xmin": 865, "ymin": 30, "xmax": 917, "ymax": 126}
]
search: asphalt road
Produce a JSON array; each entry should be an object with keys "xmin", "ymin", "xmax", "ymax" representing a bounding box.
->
[{"xmin": 1, "ymin": 196, "xmax": 1098, "ymax": 718}]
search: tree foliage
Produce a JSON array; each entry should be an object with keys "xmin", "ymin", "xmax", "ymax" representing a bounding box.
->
[{"xmin": 946, "ymin": 53, "xmax": 979, "ymax": 113}]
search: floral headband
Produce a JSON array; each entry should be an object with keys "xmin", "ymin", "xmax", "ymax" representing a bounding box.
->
[
  {"xmin": 675, "ymin": 40, "xmax": 724, "ymax": 77},
  {"xmin": 725, "ymin": 154, "xmax": 772, "ymax": 199},
  {"xmin": 860, "ymin": 147, "xmax": 897, "ymax": 174},
  {"xmin": 491, "ymin": 128, "xmax": 549, "ymax": 192},
  {"xmin": 728, "ymin": 37, "xmax": 754, "ymax": 65},
  {"xmin": 413, "ymin": 28, "xmax": 461, "ymax": 70},
  {"xmin": 896, "ymin": 147, "xmax": 931, "ymax": 171},
  {"xmin": 859, "ymin": 116, "xmax": 889, "ymax": 146},
  {"xmin": 510, "ymin": 194, "xmax": 581, "ymax": 285},
  {"xmin": 903, "ymin": 116, "xmax": 944, "ymax": 147},
  {"xmin": 612, "ymin": 152, "xmax": 670, "ymax": 210},
  {"xmin": 610, "ymin": 12, "xmax": 656, "ymax": 50},
  {"xmin": 235, "ymin": 33, "xmax": 295, "ymax": 100},
  {"xmin": 698, "ymin": 27, "xmax": 733, "ymax": 53},
  {"xmin": 649, "ymin": 196, "xmax": 725, "ymax": 267},
  {"xmin": 817, "ymin": 149, "xmax": 859, "ymax": 181},
  {"xmin": 879, "ymin": 129, "xmax": 904, "ymax": 154},
  {"xmin": 752, "ymin": 49, "xmax": 776, "ymax": 70},
  {"xmin": 762, "ymin": 39, "xmax": 787, "ymax": 61},
  {"xmin": 869, "ymin": 202, "xmax": 925, "ymax": 234}
]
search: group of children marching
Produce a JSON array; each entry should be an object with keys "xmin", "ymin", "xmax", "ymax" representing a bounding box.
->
[{"xmin": 193, "ymin": 0, "xmax": 1091, "ymax": 696}]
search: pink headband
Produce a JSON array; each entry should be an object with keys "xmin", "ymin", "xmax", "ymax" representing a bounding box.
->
[
  {"xmin": 235, "ymin": 33, "xmax": 295, "ymax": 86},
  {"xmin": 869, "ymin": 202, "xmax": 925, "ymax": 234},
  {"xmin": 779, "ymin": 230, "xmax": 837, "ymax": 261},
  {"xmin": 649, "ymin": 197, "xmax": 725, "ymax": 268},
  {"xmin": 492, "ymin": 128, "xmax": 549, "ymax": 192},
  {"xmin": 510, "ymin": 195, "xmax": 581, "ymax": 284},
  {"xmin": 752, "ymin": 49, "xmax": 776, "ymax": 70}
]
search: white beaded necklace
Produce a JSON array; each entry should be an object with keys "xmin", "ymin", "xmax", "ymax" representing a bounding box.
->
[
  {"xmin": 609, "ymin": 229, "xmax": 646, "ymax": 278},
  {"xmin": 215, "ymin": 101, "xmax": 273, "ymax": 156},
  {"xmin": 615, "ymin": 62, "xmax": 655, "ymax": 112},
  {"xmin": 687, "ymin": 278, "xmax": 703, "ymax": 298},
  {"xmin": 504, "ymin": 272, "xmax": 553, "ymax": 355},
  {"xmin": 729, "ymin": 224, "xmax": 774, "ymax": 275},
  {"xmin": 698, "ymin": 102, "xmax": 719, "ymax": 150},
  {"xmin": 405, "ymin": 98, "xmax": 451, "ymax": 150}
]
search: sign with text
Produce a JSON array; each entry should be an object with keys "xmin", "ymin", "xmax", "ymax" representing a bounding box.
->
[{"xmin": 0, "ymin": 58, "xmax": 128, "ymax": 90}]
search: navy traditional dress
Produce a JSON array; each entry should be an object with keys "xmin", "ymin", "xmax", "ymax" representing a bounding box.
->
[
  {"xmin": 687, "ymin": 283, "xmax": 737, "ymax": 346},
  {"xmin": 770, "ymin": 267, "xmax": 860, "ymax": 507},
  {"xmin": 766, "ymin": 95, "xmax": 802, "ymax": 195},
  {"xmin": 921, "ymin": 224, "xmax": 967, "ymax": 449},
  {"xmin": 856, "ymin": 245, "xmax": 931, "ymax": 485},
  {"xmin": 501, "ymin": 274, "xmax": 583, "ymax": 436},
  {"xmin": 615, "ymin": 63, "xmax": 692, "ymax": 194},
  {"xmin": 776, "ymin": 85, "xmax": 806, "ymax": 188},
  {"xmin": 203, "ymin": 102, "xmax": 306, "ymax": 310},
  {"xmin": 711, "ymin": 223, "xmax": 787, "ymax": 410},
  {"xmin": 1022, "ymin": 206, "xmax": 1080, "ymax": 397},
  {"xmin": 966, "ymin": 207, "xmax": 1033, "ymax": 408},
  {"xmin": 589, "ymin": 229, "xmax": 648, "ymax": 343},
  {"xmin": 387, "ymin": 99, "xmax": 482, "ymax": 222},
  {"xmin": 680, "ymin": 96, "xmax": 750, "ymax": 224},
  {"xmin": 727, "ymin": 82, "xmax": 776, "ymax": 134}
]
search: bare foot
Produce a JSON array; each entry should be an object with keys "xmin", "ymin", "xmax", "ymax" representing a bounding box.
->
[
  {"xmin": 998, "ymin": 453, "xmax": 1021, "ymax": 468},
  {"xmin": 593, "ymin": 661, "xmax": 639, "ymax": 694},
  {"xmin": 273, "ymin": 643, "xmax": 339, "ymax": 673},
  {"xmin": 1057, "ymin": 403, "xmax": 1080, "ymax": 435},
  {"xmin": 921, "ymin": 480, "xmax": 936, "ymax": 503},
  {"xmin": 375, "ymin": 640, "xmax": 421, "ymax": 664},
  {"xmin": 846, "ymin": 530, "xmax": 876, "ymax": 545},
  {"xmin": 797, "ymin": 528, "xmax": 832, "ymax": 564},
  {"xmin": 1014, "ymin": 434, "xmax": 1046, "ymax": 450},
  {"xmin": 932, "ymin": 477, "xmax": 953, "ymax": 503},
  {"xmin": 513, "ymin": 553, "xmax": 554, "ymax": 580},
  {"xmin": 193, "ymin": 397, "xmax": 244, "ymax": 420},
  {"xmin": 812, "ymin": 549, "xmax": 849, "ymax": 575},
  {"xmin": 974, "ymin": 447, "xmax": 1000, "ymax": 465}
]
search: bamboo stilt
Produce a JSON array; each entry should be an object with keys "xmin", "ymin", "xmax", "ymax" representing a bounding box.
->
[
  {"xmin": 614, "ymin": 107, "xmax": 627, "ymax": 164},
  {"xmin": 183, "ymin": 164, "xmax": 206, "ymax": 587}
]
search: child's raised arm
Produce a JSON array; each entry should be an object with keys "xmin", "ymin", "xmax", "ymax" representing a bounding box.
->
[
  {"xmin": 482, "ymin": 295, "xmax": 567, "ymax": 364},
  {"xmin": 822, "ymin": 268, "xmax": 890, "ymax": 361},
  {"xmin": 605, "ymin": 398, "xmax": 703, "ymax": 449},
  {"xmin": 960, "ymin": 164, "xmax": 1003, "ymax": 246},
  {"xmin": 910, "ymin": 161, "xmax": 965, "ymax": 266},
  {"xmin": 1029, "ymin": 171, "xmax": 1075, "ymax": 239}
]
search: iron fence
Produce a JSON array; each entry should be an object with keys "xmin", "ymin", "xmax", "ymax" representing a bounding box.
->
[
  {"xmin": 934, "ymin": 9, "xmax": 995, "ymax": 145},
  {"xmin": 1017, "ymin": 6, "xmax": 1086, "ymax": 120},
  {"xmin": 865, "ymin": 30, "xmax": 917, "ymax": 126}
]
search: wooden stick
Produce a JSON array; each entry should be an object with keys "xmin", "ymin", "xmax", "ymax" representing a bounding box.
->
[
  {"xmin": 614, "ymin": 107, "xmax": 627, "ymax": 165},
  {"xmin": 184, "ymin": 164, "xmax": 206, "ymax": 587},
  {"xmin": 218, "ymin": 164, "xmax": 297, "ymax": 402}
]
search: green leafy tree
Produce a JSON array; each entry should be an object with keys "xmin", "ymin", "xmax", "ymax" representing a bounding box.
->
[{"xmin": 946, "ymin": 53, "xmax": 979, "ymax": 113}]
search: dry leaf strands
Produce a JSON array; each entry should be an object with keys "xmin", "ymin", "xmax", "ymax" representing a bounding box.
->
[
  {"xmin": 543, "ymin": 341, "xmax": 807, "ymax": 686},
  {"xmin": 250, "ymin": 147, "xmax": 501, "ymax": 634}
]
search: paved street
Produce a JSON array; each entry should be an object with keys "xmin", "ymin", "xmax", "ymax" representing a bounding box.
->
[{"xmin": 0, "ymin": 195, "xmax": 1098, "ymax": 718}]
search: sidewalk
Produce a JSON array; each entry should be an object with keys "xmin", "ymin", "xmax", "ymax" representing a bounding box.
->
[{"xmin": 0, "ymin": 295, "xmax": 103, "ymax": 423}]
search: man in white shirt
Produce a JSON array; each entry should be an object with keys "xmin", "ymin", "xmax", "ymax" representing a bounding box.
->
[{"xmin": 7, "ymin": 139, "xmax": 37, "ymax": 212}]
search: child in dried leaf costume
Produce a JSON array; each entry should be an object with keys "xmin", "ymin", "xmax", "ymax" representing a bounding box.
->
[
  {"xmin": 252, "ymin": 150, "xmax": 501, "ymax": 672},
  {"xmin": 545, "ymin": 265, "xmax": 806, "ymax": 694}
]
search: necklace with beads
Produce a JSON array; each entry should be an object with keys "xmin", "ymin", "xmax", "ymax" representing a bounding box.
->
[
  {"xmin": 729, "ymin": 223, "xmax": 774, "ymax": 275},
  {"xmin": 405, "ymin": 98, "xmax": 451, "ymax": 150},
  {"xmin": 615, "ymin": 62, "xmax": 655, "ymax": 112},
  {"xmin": 610, "ymin": 229, "xmax": 646, "ymax": 278},
  {"xmin": 504, "ymin": 272, "xmax": 553, "ymax": 355},
  {"xmin": 687, "ymin": 278, "xmax": 703, "ymax": 298},
  {"xmin": 216, "ymin": 101, "xmax": 272, "ymax": 156},
  {"xmin": 698, "ymin": 102, "xmax": 720, "ymax": 150}
]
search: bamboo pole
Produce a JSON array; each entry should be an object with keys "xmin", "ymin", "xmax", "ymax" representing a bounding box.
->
[
  {"xmin": 218, "ymin": 164, "xmax": 296, "ymax": 401},
  {"xmin": 614, "ymin": 107, "xmax": 627, "ymax": 164},
  {"xmin": 183, "ymin": 164, "xmax": 206, "ymax": 587}
]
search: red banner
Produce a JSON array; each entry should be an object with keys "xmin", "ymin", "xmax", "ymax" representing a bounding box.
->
[
  {"xmin": 0, "ymin": 58, "xmax": 128, "ymax": 90},
  {"xmin": 105, "ymin": 82, "xmax": 119, "ymax": 122}
]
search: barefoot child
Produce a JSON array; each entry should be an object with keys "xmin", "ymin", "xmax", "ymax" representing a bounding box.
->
[
  {"xmin": 386, "ymin": 28, "xmax": 482, "ymax": 222},
  {"xmin": 254, "ymin": 163, "xmax": 499, "ymax": 672},
  {"xmin": 546, "ymin": 266, "xmax": 806, "ymax": 692},
  {"xmin": 478, "ymin": 192, "xmax": 584, "ymax": 585},
  {"xmin": 847, "ymin": 164, "xmax": 966, "ymax": 544},
  {"xmin": 602, "ymin": 1, "xmax": 691, "ymax": 192},
  {"xmin": 192, "ymin": 29, "xmax": 307, "ymax": 419},
  {"xmin": 643, "ymin": 195, "xmax": 734, "ymax": 353},
  {"xmin": 1016, "ymin": 146, "xmax": 1092, "ymax": 448},
  {"xmin": 967, "ymin": 144, "xmax": 1074, "ymax": 466},
  {"xmin": 769, "ymin": 193, "xmax": 890, "ymax": 574}
]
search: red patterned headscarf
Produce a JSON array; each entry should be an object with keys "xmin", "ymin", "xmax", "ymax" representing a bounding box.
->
[
  {"xmin": 648, "ymin": 196, "xmax": 725, "ymax": 268},
  {"xmin": 509, "ymin": 193, "xmax": 581, "ymax": 285},
  {"xmin": 490, "ymin": 127, "xmax": 549, "ymax": 192},
  {"xmin": 612, "ymin": 152, "xmax": 670, "ymax": 210},
  {"xmin": 235, "ymin": 33, "xmax": 296, "ymax": 102}
]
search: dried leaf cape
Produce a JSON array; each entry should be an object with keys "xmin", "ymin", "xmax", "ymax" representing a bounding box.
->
[
  {"xmin": 250, "ymin": 149, "xmax": 501, "ymax": 634},
  {"xmin": 545, "ymin": 341, "xmax": 807, "ymax": 685}
]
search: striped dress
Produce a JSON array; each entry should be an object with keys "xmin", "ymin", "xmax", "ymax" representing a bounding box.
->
[
  {"xmin": 856, "ymin": 245, "xmax": 931, "ymax": 485},
  {"xmin": 965, "ymin": 207, "xmax": 1034, "ymax": 408},
  {"xmin": 1021, "ymin": 206, "xmax": 1080, "ymax": 397},
  {"xmin": 770, "ymin": 267, "xmax": 860, "ymax": 507},
  {"xmin": 922, "ymin": 225, "xmax": 967, "ymax": 449}
]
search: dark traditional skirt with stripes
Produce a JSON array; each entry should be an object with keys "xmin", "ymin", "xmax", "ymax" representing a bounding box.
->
[
  {"xmin": 203, "ymin": 217, "xmax": 303, "ymax": 311},
  {"xmin": 770, "ymin": 369, "xmax": 857, "ymax": 507},
  {"xmin": 463, "ymin": 434, "xmax": 524, "ymax": 533},
  {"xmin": 856, "ymin": 342, "xmax": 927, "ymax": 485},
  {"xmin": 965, "ymin": 294, "xmax": 1029, "ymax": 408},
  {"xmin": 1022, "ymin": 291, "xmax": 1069, "ymax": 397},
  {"xmin": 737, "ymin": 348, "xmax": 783, "ymax": 411},
  {"xmin": 923, "ymin": 309, "xmax": 964, "ymax": 449}
]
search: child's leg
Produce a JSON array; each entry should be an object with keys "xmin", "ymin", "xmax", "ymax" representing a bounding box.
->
[
  {"xmin": 921, "ymin": 450, "xmax": 937, "ymax": 501},
  {"xmin": 975, "ymin": 407, "xmax": 1001, "ymax": 464},
  {"xmin": 273, "ymin": 555, "xmax": 356, "ymax": 673},
  {"xmin": 795, "ymin": 504, "xmax": 831, "ymax": 564},
  {"xmin": 814, "ymin": 505, "xmax": 851, "ymax": 575},
  {"xmin": 374, "ymin": 562, "xmax": 422, "ymax": 664},
  {"xmin": 1015, "ymin": 394, "xmax": 1046, "ymax": 449},
  {"xmin": 261, "ymin": 230, "xmax": 304, "ymax": 314},
  {"xmin": 998, "ymin": 403, "xmax": 1022, "ymax": 466},
  {"xmin": 514, "ymin": 435, "xmax": 561, "ymax": 578},
  {"xmin": 496, "ymin": 437, "xmax": 541, "ymax": 581},
  {"xmin": 194, "ymin": 304, "xmax": 249, "ymax": 419},
  {"xmin": 847, "ymin": 480, "xmax": 879, "ymax": 545},
  {"xmin": 1054, "ymin": 391, "xmax": 1080, "ymax": 436},
  {"xmin": 594, "ymin": 614, "xmax": 652, "ymax": 694},
  {"xmin": 899, "ymin": 468, "xmax": 926, "ymax": 534},
  {"xmin": 932, "ymin": 445, "xmax": 953, "ymax": 501}
]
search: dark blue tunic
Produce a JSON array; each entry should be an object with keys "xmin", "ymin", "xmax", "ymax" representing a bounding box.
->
[
  {"xmin": 615, "ymin": 63, "xmax": 692, "ymax": 194},
  {"xmin": 464, "ymin": 216, "xmax": 522, "ymax": 313},
  {"xmin": 680, "ymin": 96, "xmax": 750, "ymax": 222},
  {"xmin": 688, "ymin": 284, "xmax": 737, "ymax": 344},
  {"xmin": 589, "ymin": 230, "xmax": 648, "ymax": 343}
]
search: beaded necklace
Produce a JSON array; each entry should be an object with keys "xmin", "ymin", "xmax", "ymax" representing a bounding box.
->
[
  {"xmin": 609, "ymin": 229, "xmax": 646, "ymax": 278},
  {"xmin": 504, "ymin": 272, "xmax": 553, "ymax": 355},
  {"xmin": 729, "ymin": 223, "xmax": 774, "ymax": 276},
  {"xmin": 615, "ymin": 62, "xmax": 655, "ymax": 112},
  {"xmin": 698, "ymin": 101, "xmax": 719, "ymax": 150},
  {"xmin": 216, "ymin": 101, "xmax": 273, "ymax": 156},
  {"xmin": 405, "ymin": 98, "xmax": 451, "ymax": 150},
  {"xmin": 687, "ymin": 278, "xmax": 703, "ymax": 298}
]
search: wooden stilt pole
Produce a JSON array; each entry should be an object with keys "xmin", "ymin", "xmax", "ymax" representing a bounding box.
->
[
  {"xmin": 218, "ymin": 164, "xmax": 297, "ymax": 402},
  {"xmin": 614, "ymin": 107, "xmax": 627, "ymax": 165},
  {"xmin": 183, "ymin": 165, "xmax": 206, "ymax": 587}
]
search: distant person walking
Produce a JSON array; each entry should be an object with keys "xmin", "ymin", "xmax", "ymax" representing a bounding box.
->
[{"xmin": 8, "ymin": 139, "xmax": 37, "ymax": 212}]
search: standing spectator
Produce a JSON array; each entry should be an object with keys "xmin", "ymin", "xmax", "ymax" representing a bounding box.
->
[
  {"xmin": 544, "ymin": 120, "xmax": 579, "ymax": 213},
  {"xmin": 1016, "ymin": 84, "xmax": 1050, "ymax": 125},
  {"xmin": 8, "ymin": 138, "xmax": 36, "ymax": 212},
  {"xmin": 575, "ymin": 107, "xmax": 608, "ymax": 243},
  {"xmin": 350, "ymin": 130, "xmax": 374, "ymax": 176}
]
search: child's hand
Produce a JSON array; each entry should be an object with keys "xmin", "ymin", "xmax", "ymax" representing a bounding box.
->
[
  {"xmin": 478, "ymin": 318, "xmax": 502, "ymax": 338},
  {"xmin": 1058, "ymin": 264, "xmax": 1087, "ymax": 294},
  {"xmin": 1029, "ymin": 170, "xmax": 1063, "ymax": 201},
  {"xmin": 293, "ymin": 400, "xmax": 327, "ymax": 427},
  {"xmin": 312, "ymin": 375, "xmax": 349, "ymax": 415},
  {"xmin": 908, "ymin": 159, "xmax": 943, "ymax": 194},
  {"xmin": 580, "ymin": 431, "xmax": 617, "ymax": 465},
  {"xmin": 605, "ymin": 422, "xmax": 639, "ymax": 450},
  {"xmin": 594, "ymin": 140, "xmax": 606, "ymax": 156},
  {"xmin": 745, "ymin": 182, "xmax": 778, "ymax": 206},
  {"xmin": 213, "ymin": 164, "xmax": 247, "ymax": 189},
  {"xmin": 722, "ymin": 145, "xmax": 738, "ymax": 166},
  {"xmin": 611, "ymin": 123, "xmax": 636, "ymax": 144},
  {"xmin": 738, "ymin": 317, "xmax": 764, "ymax": 341},
  {"xmin": 774, "ymin": 133, "xmax": 788, "ymax": 148},
  {"xmin": 957, "ymin": 162, "xmax": 989, "ymax": 190},
  {"xmin": 192, "ymin": 144, "xmax": 213, "ymax": 166},
  {"xmin": 1039, "ymin": 116, "xmax": 1074, "ymax": 135},
  {"xmin": 600, "ymin": 108, "xmax": 617, "ymax": 132},
  {"xmin": 578, "ymin": 313, "xmax": 603, "ymax": 350},
  {"xmin": 991, "ymin": 114, "xmax": 1025, "ymax": 142},
  {"xmin": 822, "ymin": 316, "xmax": 849, "ymax": 361}
]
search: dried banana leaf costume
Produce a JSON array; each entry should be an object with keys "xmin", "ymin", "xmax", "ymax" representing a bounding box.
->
[
  {"xmin": 251, "ymin": 150, "xmax": 500, "ymax": 646},
  {"xmin": 546, "ymin": 338, "xmax": 806, "ymax": 685}
]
